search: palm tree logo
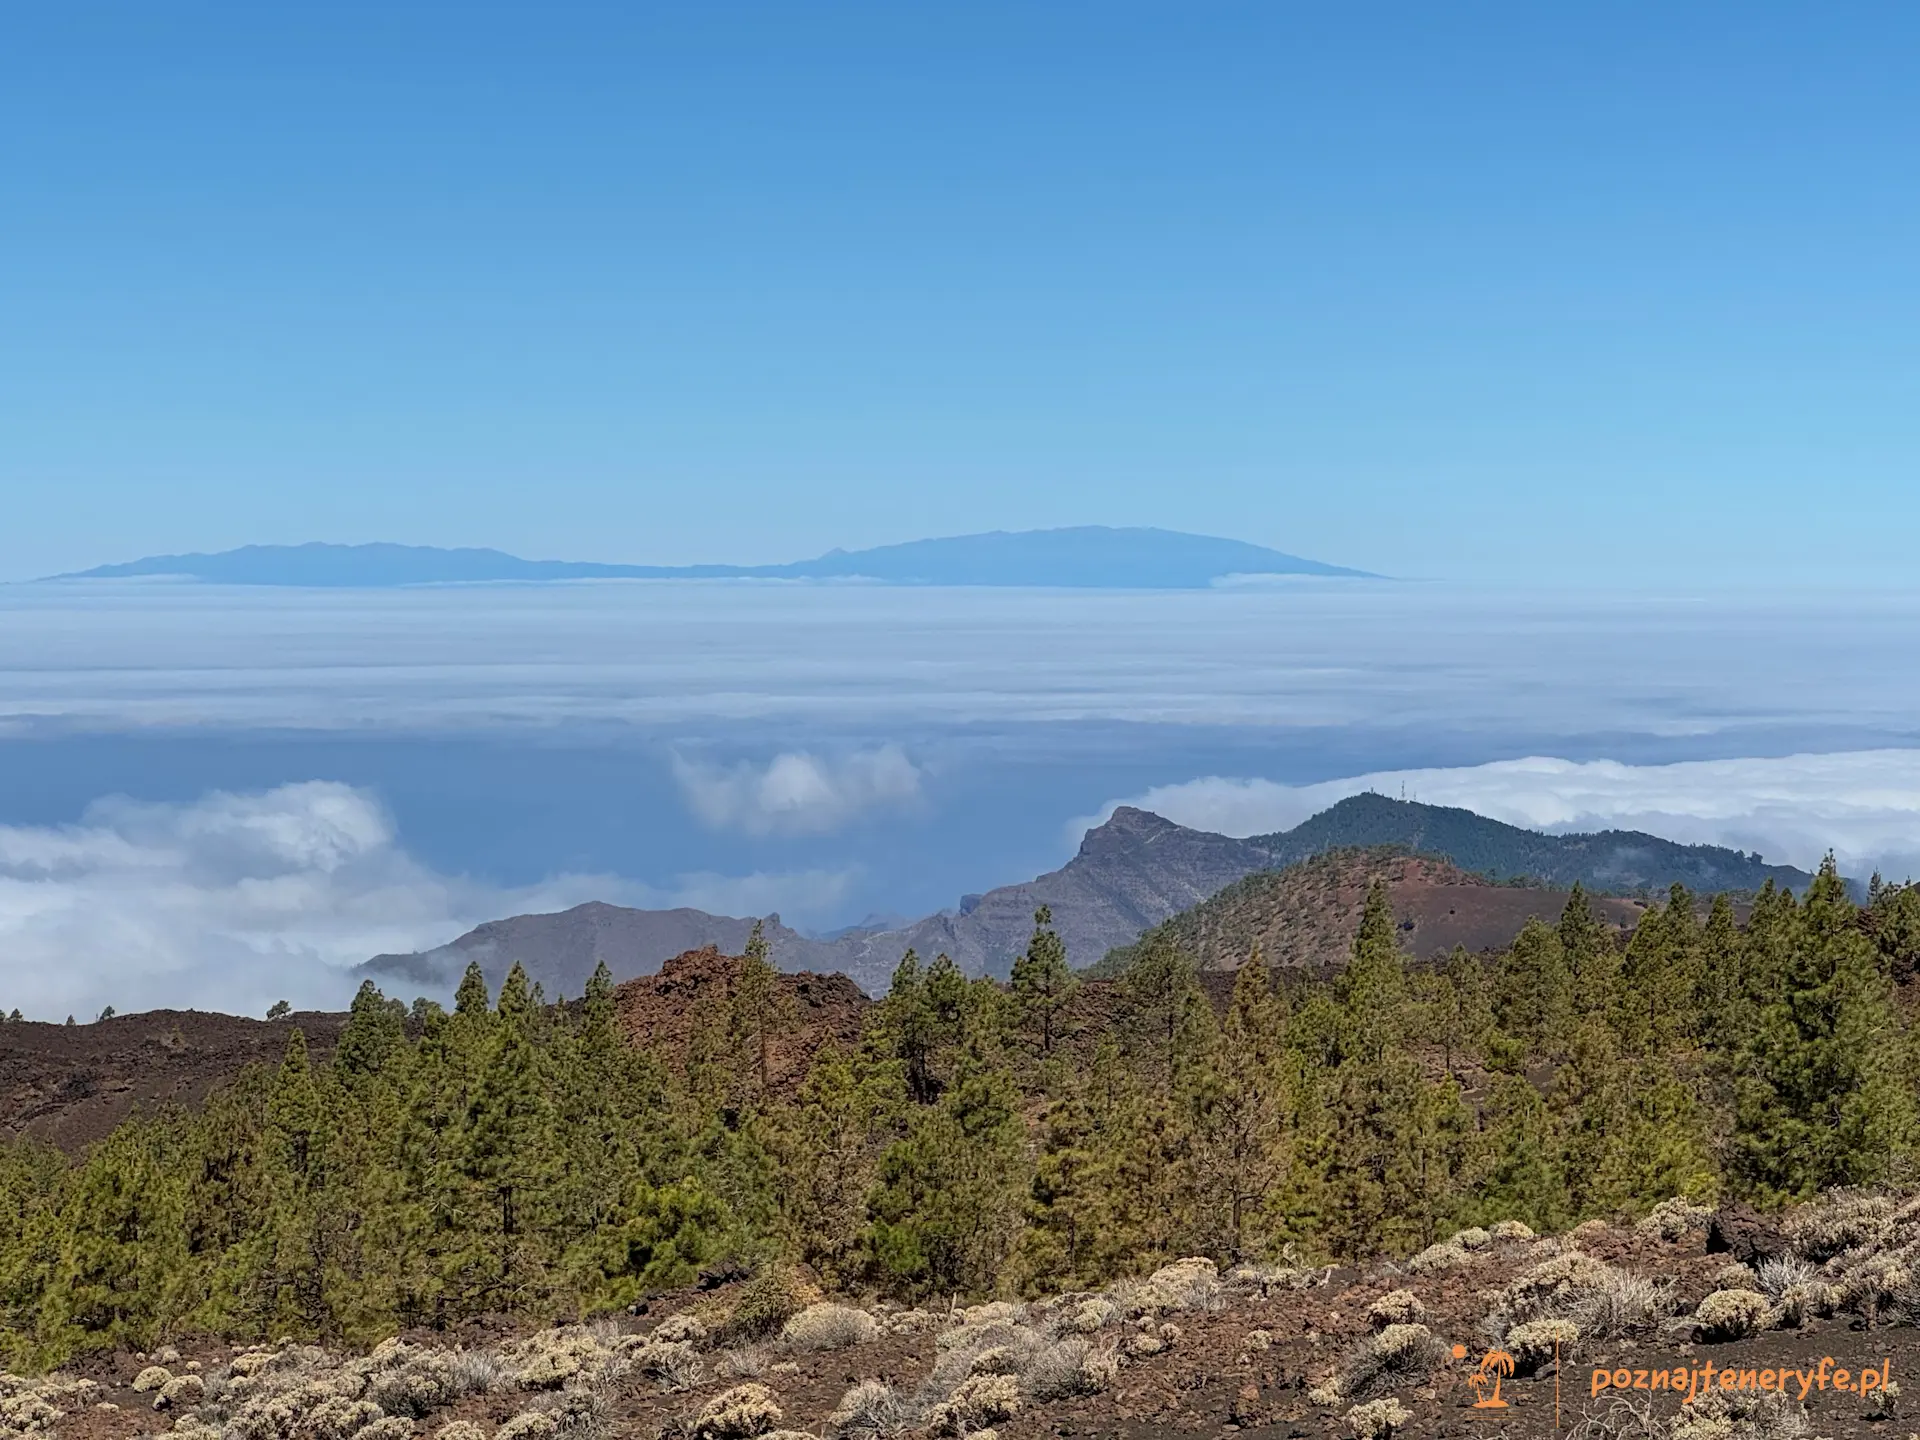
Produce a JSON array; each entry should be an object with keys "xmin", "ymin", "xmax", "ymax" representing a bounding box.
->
[{"xmin": 1468, "ymin": 1349, "xmax": 1515, "ymax": 1409}]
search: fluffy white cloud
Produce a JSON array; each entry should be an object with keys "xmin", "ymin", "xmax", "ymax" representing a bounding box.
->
[
  {"xmin": 671, "ymin": 745, "xmax": 923, "ymax": 836},
  {"xmin": 0, "ymin": 782, "xmax": 854, "ymax": 1022},
  {"xmin": 1082, "ymin": 750, "xmax": 1920, "ymax": 878}
]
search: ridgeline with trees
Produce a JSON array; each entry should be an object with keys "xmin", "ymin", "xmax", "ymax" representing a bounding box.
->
[{"xmin": 2, "ymin": 866, "xmax": 1918, "ymax": 1372}]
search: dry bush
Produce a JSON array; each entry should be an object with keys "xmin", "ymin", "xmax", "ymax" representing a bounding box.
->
[
  {"xmin": 724, "ymin": 1267, "xmax": 821, "ymax": 1344},
  {"xmin": 1783, "ymin": 1188, "xmax": 1895, "ymax": 1261},
  {"xmin": 1061, "ymin": 1297, "xmax": 1117, "ymax": 1333},
  {"xmin": 357, "ymin": 1419, "xmax": 417, "ymax": 1440},
  {"xmin": 1344, "ymin": 1398, "xmax": 1412, "ymax": 1440},
  {"xmin": 714, "ymin": 1347, "xmax": 771, "ymax": 1381},
  {"xmin": 922, "ymin": 1322, "xmax": 1045, "ymax": 1403},
  {"xmin": 1333, "ymin": 1323, "xmax": 1450, "ymax": 1403},
  {"xmin": 1223, "ymin": 1259, "xmax": 1318, "ymax": 1295},
  {"xmin": 507, "ymin": 1332, "xmax": 611, "ymax": 1392},
  {"xmin": 496, "ymin": 1414, "xmax": 559, "ymax": 1440},
  {"xmin": 1671, "ymin": 1388, "xmax": 1811, "ymax": 1440},
  {"xmin": 958, "ymin": 1301, "xmax": 1023, "ymax": 1327},
  {"xmin": 779, "ymin": 1302, "xmax": 880, "ymax": 1354},
  {"xmin": 1490, "ymin": 1220, "xmax": 1536, "ymax": 1242},
  {"xmin": 1755, "ymin": 1255, "xmax": 1814, "ymax": 1298},
  {"xmin": 133, "ymin": 1368, "xmax": 172, "ymax": 1394},
  {"xmin": 1635, "ymin": 1197, "xmax": 1714, "ymax": 1243},
  {"xmin": 652, "ymin": 1314, "xmax": 708, "ymax": 1347},
  {"xmin": 1450, "ymin": 1227, "xmax": 1493, "ymax": 1252},
  {"xmin": 1504, "ymin": 1319, "xmax": 1577, "ymax": 1374},
  {"xmin": 690, "ymin": 1385, "xmax": 783, "ymax": 1440},
  {"xmin": 1565, "ymin": 1395, "xmax": 1666, "ymax": 1440},
  {"xmin": 922, "ymin": 1375, "xmax": 1019, "ymax": 1438},
  {"xmin": 154, "ymin": 1374, "xmax": 206, "ymax": 1410},
  {"xmin": 304, "ymin": 1399, "xmax": 388, "ymax": 1440},
  {"xmin": 1862, "ymin": 1379, "xmax": 1901, "ymax": 1421},
  {"xmin": 1565, "ymin": 1268, "xmax": 1677, "ymax": 1340},
  {"xmin": 1487, "ymin": 1250, "xmax": 1629, "ymax": 1337},
  {"xmin": 1019, "ymin": 1339, "xmax": 1118, "ymax": 1401},
  {"xmin": 368, "ymin": 1356, "xmax": 463, "ymax": 1418},
  {"xmin": 826, "ymin": 1380, "xmax": 912, "ymax": 1440},
  {"xmin": 547, "ymin": 1381, "xmax": 613, "ymax": 1440},
  {"xmin": 1133, "ymin": 1257, "xmax": 1220, "ymax": 1313},
  {"xmin": 627, "ymin": 1341, "xmax": 704, "ymax": 1393},
  {"xmin": 1404, "ymin": 1241, "xmax": 1469, "ymax": 1275},
  {"xmin": 1366, "ymin": 1291, "xmax": 1424, "ymax": 1328},
  {"xmin": 1692, "ymin": 1288, "xmax": 1770, "ymax": 1341},
  {"xmin": 1123, "ymin": 1324, "xmax": 1175, "ymax": 1358},
  {"xmin": 1710, "ymin": 1263, "xmax": 1759, "ymax": 1291},
  {"xmin": 434, "ymin": 1424, "xmax": 486, "ymax": 1440},
  {"xmin": 1835, "ymin": 1252, "xmax": 1919, "ymax": 1324}
]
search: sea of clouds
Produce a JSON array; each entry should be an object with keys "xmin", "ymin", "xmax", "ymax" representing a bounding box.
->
[
  {"xmin": 0, "ymin": 782, "xmax": 854, "ymax": 1022},
  {"xmin": 7, "ymin": 580, "xmax": 1920, "ymax": 1020}
]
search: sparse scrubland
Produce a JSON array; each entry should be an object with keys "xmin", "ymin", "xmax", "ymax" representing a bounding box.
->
[{"xmin": 2, "ymin": 862, "xmax": 1920, "ymax": 1437}]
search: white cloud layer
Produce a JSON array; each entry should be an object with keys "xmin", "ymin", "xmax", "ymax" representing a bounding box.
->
[
  {"xmin": 672, "ymin": 745, "xmax": 923, "ymax": 836},
  {"xmin": 1082, "ymin": 750, "xmax": 1920, "ymax": 878},
  {"xmin": 0, "ymin": 783, "xmax": 852, "ymax": 1022}
]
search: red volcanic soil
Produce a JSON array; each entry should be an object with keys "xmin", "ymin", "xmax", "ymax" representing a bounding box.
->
[
  {"xmin": 1132, "ymin": 849, "xmax": 1650, "ymax": 974},
  {"xmin": 613, "ymin": 946, "xmax": 871, "ymax": 1096},
  {"xmin": 0, "ymin": 1008, "xmax": 345, "ymax": 1153}
]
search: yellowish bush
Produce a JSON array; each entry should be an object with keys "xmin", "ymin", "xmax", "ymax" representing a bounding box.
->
[
  {"xmin": 691, "ymin": 1385, "xmax": 784, "ymax": 1440},
  {"xmin": 1693, "ymin": 1289, "xmax": 1770, "ymax": 1341},
  {"xmin": 779, "ymin": 1303, "xmax": 879, "ymax": 1354},
  {"xmin": 923, "ymin": 1375, "xmax": 1018, "ymax": 1437},
  {"xmin": 1366, "ymin": 1291, "xmax": 1424, "ymax": 1328},
  {"xmin": 1344, "ymin": 1398, "xmax": 1411, "ymax": 1440}
]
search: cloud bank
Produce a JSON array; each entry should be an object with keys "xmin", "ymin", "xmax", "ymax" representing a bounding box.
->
[
  {"xmin": 0, "ymin": 783, "xmax": 851, "ymax": 1022},
  {"xmin": 671, "ymin": 745, "xmax": 923, "ymax": 836},
  {"xmin": 1082, "ymin": 750, "xmax": 1920, "ymax": 878}
]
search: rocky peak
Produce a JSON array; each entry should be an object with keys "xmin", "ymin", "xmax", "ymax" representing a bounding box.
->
[{"xmin": 1077, "ymin": 805, "xmax": 1183, "ymax": 857}]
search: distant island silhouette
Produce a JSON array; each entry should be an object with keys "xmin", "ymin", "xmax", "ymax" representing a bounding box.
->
[{"xmin": 51, "ymin": 527, "xmax": 1380, "ymax": 589}]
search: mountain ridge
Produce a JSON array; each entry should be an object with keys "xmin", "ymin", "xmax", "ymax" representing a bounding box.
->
[
  {"xmin": 359, "ymin": 794, "xmax": 1818, "ymax": 997},
  {"xmin": 49, "ymin": 528, "xmax": 1377, "ymax": 589}
]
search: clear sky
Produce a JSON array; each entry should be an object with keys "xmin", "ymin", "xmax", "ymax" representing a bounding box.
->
[{"xmin": 5, "ymin": 4, "xmax": 1917, "ymax": 584}]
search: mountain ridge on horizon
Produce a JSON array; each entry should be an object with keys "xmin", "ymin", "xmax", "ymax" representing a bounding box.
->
[
  {"xmin": 360, "ymin": 792, "xmax": 1818, "ymax": 997},
  {"xmin": 47, "ymin": 527, "xmax": 1379, "ymax": 589}
]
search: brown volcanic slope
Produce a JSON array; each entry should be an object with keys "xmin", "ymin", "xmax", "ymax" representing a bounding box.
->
[
  {"xmin": 1105, "ymin": 846, "xmax": 1650, "ymax": 973},
  {"xmin": 0, "ymin": 951, "xmax": 865, "ymax": 1154},
  {"xmin": 0, "ymin": 1008, "xmax": 345, "ymax": 1153},
  {"xmin": 611, "ymin": 947, "xmax": 869, "ymax": 1096}
]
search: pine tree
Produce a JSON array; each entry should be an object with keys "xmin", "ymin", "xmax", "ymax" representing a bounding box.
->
[
  {"xmin": 335, "ymin": 980, "xmax": 406, "ymax": 1080},
  {"xmin": 768, "ymin": 1041, "xmax": 898, "ymax": 1288},
  {"xmin": 1731, "ymin": 858, "xmax": 1917, "ymax": 1200},
  {"xmin": 1017, "ymin": 1088, "xmax": 1100, "ymax": 1291},
  {"xmin": 1181, "ymin": 949, "xmax": 1289, "ymax": 1259},
  {"xmin": 456, "ymin": 964, "xmax": 558, "ymax": 1309},
  {"xmin": 1336, "ymin": 881, "xmax": 1407, "ymax": 1065},
  {"xmin": 1119, "ymin": 933, "xmax": 1202, "ymax": 1089},
  {"xmin": 1472, "ymin": 1074, "xmax": 1569, "ymax": 1235},
  {"xmin": 868, "ymin": 1062, "xmax": 1028, "ymax": 1299},
  {"xmin": 1009, "ymin": 906, "xmax": 1078, "ymax": 1058},
  {"xmin": 1494, "ymin": 917, "xmax": 1572, "ymax": 1055},
  {"xmin": 729, "ymin": 921, "xmax": 795, "ymax": 1108},
  {"xmin": 1560, "ymin": 884, "xmax": 1622, "ymax": 1015}
]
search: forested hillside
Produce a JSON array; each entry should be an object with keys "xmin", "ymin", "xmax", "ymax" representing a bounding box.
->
[
  {"xmin": 1257, "ymin": 792, "xmax": 1814, "ymax": 894},
  {"xmin": 1094, "ymin": 847, "xmax": 1651, "ymax": 975},
  {"xmin": 2, "ymin": 865, "xmax": 1917, "ymax": 1371}
]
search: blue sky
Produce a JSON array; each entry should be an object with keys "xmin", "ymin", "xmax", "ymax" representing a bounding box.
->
[{"xmin": 5, "ymin": 3, "xmax": 1918, "ymax": 584}]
